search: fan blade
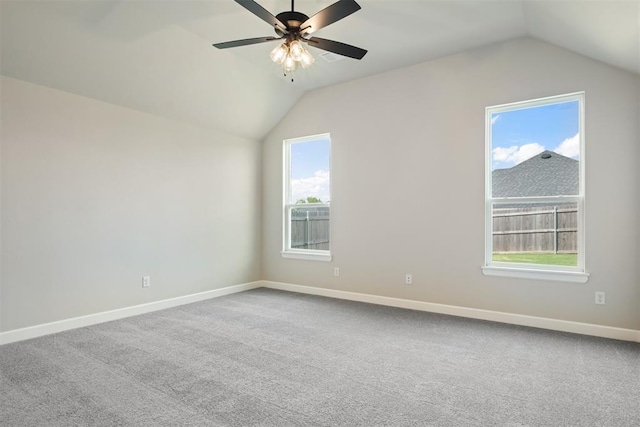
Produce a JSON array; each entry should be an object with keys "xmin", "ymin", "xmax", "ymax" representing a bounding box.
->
[
  {"xmin": 300, "ymin": 0, "xmax": 361, "ymax": 35},
  {"xmin": 306, "ymin": 37, "xmax": 367, "ymax": 60},
  {"xmin": 213, "ymin": 36, "xmax": 280, "ymax": 49},
  {"xmin": 235, "ymin": 0, "xmax": 286, "ymax": 32}
]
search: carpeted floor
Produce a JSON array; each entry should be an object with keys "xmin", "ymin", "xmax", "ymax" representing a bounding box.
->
[{"xmin": 1, "ymin": 287, "xmax": 639, "ymax": 426}]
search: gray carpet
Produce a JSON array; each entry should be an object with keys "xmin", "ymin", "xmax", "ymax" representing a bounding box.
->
[{"xmin": 1, "ymin": 288, "xmax": 639, "ymax": 426}]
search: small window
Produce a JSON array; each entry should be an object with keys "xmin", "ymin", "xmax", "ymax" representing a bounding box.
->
[
  {"xmin": 282, "ymin": 134, "xmax": 331, "ymax": 261},
  {"xmin": 483, "ymin": 93, "xmax": 588, "ymax": 282}
]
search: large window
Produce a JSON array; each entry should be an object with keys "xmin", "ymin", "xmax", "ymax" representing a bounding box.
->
[
  {"xmin": 483, "ymin": 93, "xmax": 588, "ymax": 282},
  {"xmin": 282, "ymin": 134, "xmax": 331, "ymax": 261}
]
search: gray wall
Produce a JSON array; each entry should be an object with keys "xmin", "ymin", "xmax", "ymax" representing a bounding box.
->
[
  {"xmin": 262, "ymin": 38, "xmax": 640, "ymax": 330},
  {"xmin": 1, "ymin": 76, "xmax": 262, "ymax": 332}
]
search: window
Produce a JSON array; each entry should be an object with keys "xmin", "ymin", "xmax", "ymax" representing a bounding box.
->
[
  {"xmin": 483, "ymin": 93, "xmax": 588, "ymax": 282},
  {"xmin": 282, "ymin": 134, "xmax": 331, "ymax": 261}
]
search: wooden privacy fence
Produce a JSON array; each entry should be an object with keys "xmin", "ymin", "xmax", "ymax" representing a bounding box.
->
[
  {"xmin": 492, "ymin": 204, "xmax": 577, "ymax": 253},
  {"xmin": 291, "ymin": 208, "xmax": 330, "ymax": 250},
  {"xmin": 290, "ymin": 205, "xmax": 576, "ymax": 253}
]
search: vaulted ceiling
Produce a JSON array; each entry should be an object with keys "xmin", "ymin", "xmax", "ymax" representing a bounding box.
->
[{"xmin": 2, "ymin": 1, "xmax": 638, "ymax": 140}]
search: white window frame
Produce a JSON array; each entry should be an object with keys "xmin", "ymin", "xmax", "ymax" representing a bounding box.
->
[
  {"xmin": 281, "ymin": 133, "xmax": 332, "ymax": 262},
  {"xmin": 482, "ymin": 92, "xmax": 589, "ymax": 283}
]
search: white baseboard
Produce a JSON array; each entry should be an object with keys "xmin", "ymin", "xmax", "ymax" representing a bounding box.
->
[
  {"xmin": 3, "ymin": 280, "xmax": 638, "ymax": 345},
  {"xmin": 0, "ymin": 281, "xmax": 262, "ymax": 345},
  {"xmin": 262, "ymin": 281, "xmax": 640, "ymax": 343}
]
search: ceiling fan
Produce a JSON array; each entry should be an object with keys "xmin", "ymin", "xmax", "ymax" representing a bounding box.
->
[{"xmin": 213, "ymin": 0, "xmax": 367, "ymax": 74}]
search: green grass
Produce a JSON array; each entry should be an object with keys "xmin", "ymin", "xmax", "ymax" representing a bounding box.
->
[{"xmin": 492, "ymin": 252, "xmax": 577, "ymax": 266}]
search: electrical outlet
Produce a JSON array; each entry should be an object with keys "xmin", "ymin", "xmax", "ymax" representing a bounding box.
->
[
  {"xmin": 142, "ymin": 276, "xmax": 151, "ymax": 288},
  {"xmin": 334, "ymin": 267, "xmax": 340, "ymax": 277},
  {"xmin": 405, "ymin": 274, "xmax": 412, "ymax": 285},
  {"xmin": 595, "ymin": 291, "xmax": 605, "ymax": 305}
]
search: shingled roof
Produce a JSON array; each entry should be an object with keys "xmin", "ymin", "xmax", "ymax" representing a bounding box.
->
[{"xmin": 492, "ymin": 150, "xmax": 578, "ymax": 197}]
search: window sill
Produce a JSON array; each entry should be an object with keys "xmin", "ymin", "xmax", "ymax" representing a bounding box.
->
[
  {"xmin": 281, "ymin": 251, "xmax": 332, "ymax": 262},
  {"xmin": 482, "ymin": 265, "xmax": 589, "ymax": 283}
]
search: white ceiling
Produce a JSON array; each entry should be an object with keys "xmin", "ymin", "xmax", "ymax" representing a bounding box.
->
[{"xmin": 1, "ymin": 1, "xmax": 639, "ymax": 140}]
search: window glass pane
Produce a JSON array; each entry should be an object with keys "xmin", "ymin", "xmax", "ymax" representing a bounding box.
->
[
  {"xmin": 290, "ymin": 206, "xmax": 330, "ymax": 250},
  {"xmin": 486, "ymin": 93, "xmax": 584, "ymax": 275},
  {"xmin": 492, "ymin": 202, "xmax": 578, "ymax": 267},
  {"xmin": 290, "ymin": 138, "xmax": 330, "ymax": 204},
  {"xmin": 491, "ymin": 101, "xmax": 579, "ymax": 197},
  {"xmin": 284, "ymin": 134, "xmax": 331, "ymax": 256}
]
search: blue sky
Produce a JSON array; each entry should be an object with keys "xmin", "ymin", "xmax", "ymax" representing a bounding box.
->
[
  {"xmin": 491, "ymin": 100, "xmax": 579, "ymax": 170},
  {"xmin": 290, "ymin": 137, "xmax": 330, "ymax": 203}
]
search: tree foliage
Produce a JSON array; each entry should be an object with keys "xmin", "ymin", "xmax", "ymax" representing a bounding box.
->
[{"xmin": 296, "ymin": 196, "xmax": 323, "ymax": 204}]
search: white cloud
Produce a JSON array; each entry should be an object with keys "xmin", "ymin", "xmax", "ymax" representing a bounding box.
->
[
  {"xmin": 553, "ymin": 133, "xmax": 580, "ymax": 159},
  {"xmin": 491, "ymin": 114, "xmax": 500, "ymax": 126},
  {"xmin": 291, "ymin": 170, "xmax": 330, "ymax": 202},
  {"xmin": 492, "ymin": 145, "xmax": 518, "ymax": 162},
  {"xmin": 493, "ymin": 143, "xmax": 545, "ymax": 167}
]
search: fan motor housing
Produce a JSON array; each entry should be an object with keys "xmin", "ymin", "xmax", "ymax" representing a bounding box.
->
[{"xmin": 275, "ymin": 11, "xmax": 309, "ymax": 32}]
